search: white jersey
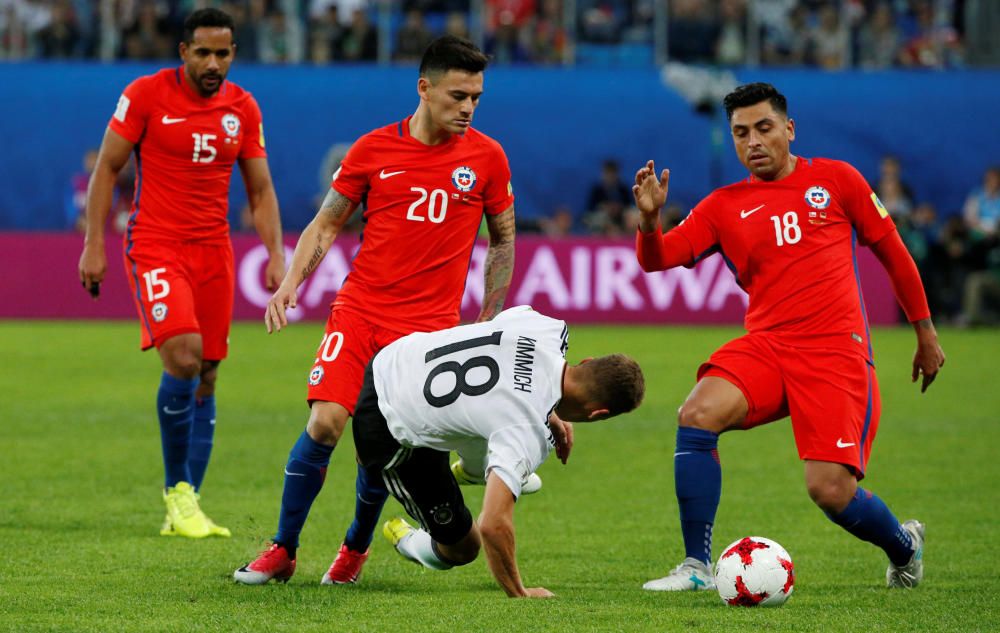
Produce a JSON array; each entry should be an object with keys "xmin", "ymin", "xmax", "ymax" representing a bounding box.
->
[{"xmin": 373, "ymin": 306, "xmax": 569, "ymax": 498}]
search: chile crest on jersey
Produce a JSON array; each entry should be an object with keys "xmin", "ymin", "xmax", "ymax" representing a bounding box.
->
[
  {"xmin": 221, "ymin": 113, "xmax": 241, "ymax": 138},
  {"xmin": 451, "ymin": 166, "xmax": 477, "ymax": 192},
  {"xmin": 804, "ymin": 186, "xmax": 831, "ymax": 209}
]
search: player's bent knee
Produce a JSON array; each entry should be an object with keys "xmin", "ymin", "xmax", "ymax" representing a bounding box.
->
[
  {"xmin": 806, "ymin": 479, "xmax": 853, "ymax": 513},
  {"xmin": 306, "ymin": 402, "xmax": 350, "ymax": 446},
  {"xmin": 677, "ymin": 401, "xmax": 727, "ymax": 432}
]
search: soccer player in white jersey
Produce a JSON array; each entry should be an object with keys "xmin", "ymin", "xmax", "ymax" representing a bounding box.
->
[{"xmin": 350, "ymin": 306, "xmax": 645, "ymax": 597}]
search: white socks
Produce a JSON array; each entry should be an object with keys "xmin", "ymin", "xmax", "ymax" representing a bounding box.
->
[{"xmin": 397, "ymin": 528, "xmax": 453, "ymax": 571}]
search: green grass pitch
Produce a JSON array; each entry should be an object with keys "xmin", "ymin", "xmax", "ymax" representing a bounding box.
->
[{"xmin": 1, "ymin": 321, "xmax": 997, "ymax": 632}]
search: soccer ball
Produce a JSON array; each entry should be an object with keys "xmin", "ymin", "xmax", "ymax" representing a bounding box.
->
[{"xmin": 714, "ymin": 536, "xmax": 794, "ymax": 607}]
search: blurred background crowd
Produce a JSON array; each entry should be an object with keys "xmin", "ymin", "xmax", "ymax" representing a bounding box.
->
[{"xmin": 3, "ymin": 0, "xmax": 998, "ymax": 68}]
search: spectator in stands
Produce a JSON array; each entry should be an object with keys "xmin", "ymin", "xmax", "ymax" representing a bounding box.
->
[
  {"xmin": 808, "ymin": 4, "xmax": 847, "ymax": 69},
  {"xmin": 934, "ymin": 215, "xmax": 975, "ymax": 320},
  {"xmin": 37, "ymin": 0, "xmax": 80, "ymax": 58},
  {"xmin": 444, "ymin": 11, "xmax": 469, "ymax": 40},
  {"xmin": 715, "ymin": 0, "xmax": 747, "ymax": 66},
  {"xmin": 667, "ymin": 0, "xmax": 717, "ymax": 63},
  {"xmin": 761, "ymin": 3, "xmax": 808, "ymax": 65},
  {"xmin": 583, "ymin": 159, "xmax": 631, "ymax": 237},
  {"xmin": 857, "ymin": 2, "xmax": 901, "ymax": 69},
  {"xmin": 964, "ymin": 166, "xmax": 1000, "ymax": 238},
  {"xmin": 336, "ymin": 7, "xmax": 377, "ymax": 61},
  {"xmin": 958, "ymin": 166, "xmax": 1000, "ymax": 325},
  {"xmin": 394, "ymin": 8, "xmax": 435, "ymax": 62},
  {"xmin": 121, "ymin": 1, "xmax": 172, "ymax": 60},
  {"xmin": 898, "ymin": 0, "xmax": 963, "ymax": 68},
  {"xmin": 224, "ymin": 0, "xmax": 261, "ymax": 62},
  {"xmin": 539, "ymin": 205, "xmax": 575, "ymax": 238},
  {"xmin": 259, "ymin": 9, "xmax": 304, "ymax": 63},
  {"xmin": 525, "ymin": 0, "xmax": 568, "ymax": 64}
]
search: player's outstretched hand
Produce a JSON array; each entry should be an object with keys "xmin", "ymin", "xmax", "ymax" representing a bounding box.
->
[
  {"xmin": 265, "ymin": 283, "xmax": 297, "ymax": 333},
  {"xmin": 78, "ymin": 243, "xmax": 107, "ymax": 301},
  {"xmin": 547, "ymin": 413, "xmax": 574, "ymax": 464},
  {"xmin": 523, "ymin": 587, "xmax": 556, "ymax": 598},
  {"xmin": 912, "ymin": 333, "xmax": 945, "ymax": 393},
  {"xmin": 632, "ymin": 160, "xmax": 670, "ymax": 218}
]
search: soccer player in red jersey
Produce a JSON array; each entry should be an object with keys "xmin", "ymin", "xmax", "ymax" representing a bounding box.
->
[
  {"xmin": 634, "ymin": 83, "xmax": 945, "ymax": 591},
  {"xmin": 234, "ymin": 36, "xmax": 517, "ymax": 585},
  {"xmin": 77, "ymin": 9, "xmax": 285, "ymax": 539}
]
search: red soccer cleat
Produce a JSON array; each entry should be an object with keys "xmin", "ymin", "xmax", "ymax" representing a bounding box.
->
[
  {"xmin": 321, "ymin": 543, "xmax": 370, "ymax": 585},
  {"xmin": 233, "ymin": 543, "xmax": 296, "ymax": 585}
]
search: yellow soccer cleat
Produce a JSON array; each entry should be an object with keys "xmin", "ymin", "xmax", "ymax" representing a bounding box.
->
[
  {"xmin": 194, "ymin": 491, "xmax": 232, "ymax": 537},
  {"xmin": 162, "ymin": 481, "xmax": 212, "ymax": 539},
  {"xmin": 383, "ymin": 517, "xmax": 416, "ymax": 548}
]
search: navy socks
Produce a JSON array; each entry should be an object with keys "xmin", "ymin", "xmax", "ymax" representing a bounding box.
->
[
  {"xmin": 674, "ymin": 427, "xmax": 722, "ymax": 565},
  {"xmin": 157, "ymin": 372, "xmax": 198, "ymax": 488},
  {"xmin": 828, "ymin": 488, "xmax": 914, "ymax": 566},
  {"xmin": 344, "ymin": 463, "xmax": 390, "ymax": 552},
  {"xmin": 189, "ymin": 395, "xmax": 216, "ymax": 491},
  {"xmin": 274, "ymin": 431, "xmax": 334, "ymax": 548}
]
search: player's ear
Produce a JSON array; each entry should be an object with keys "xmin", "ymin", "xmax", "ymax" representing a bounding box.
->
[
  {"xmin": 587, "ymin": 408, "xmax": 610, "ymax": 421},
  {"xmin": 178, "ymin": 41, "xmax": 187, "ymax": 60},
  {"xmin": 787, "ymin": 118, "xmax": 795, "ymax": 142},
  {"xmin": 417, "ymin": 76, "xmax": 431, "ymax": 101}
]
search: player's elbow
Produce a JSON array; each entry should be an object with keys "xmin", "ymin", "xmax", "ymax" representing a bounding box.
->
[
  {"xmin": 637, "ymin": 255, "xmax": 664, "ymax": 273},
  {"xmin": 479, "ymin": 514, "xmax": 514, "ymax": 549}
]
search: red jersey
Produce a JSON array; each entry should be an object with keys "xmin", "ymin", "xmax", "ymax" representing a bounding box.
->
[
  {"xmin": 108, "ymin": 67, "xmax": 267, "ymax": 244},
  {"xmin": 669, "ymin": 157, "xmax": 895, "ymax": 354},
  {"xmin": 331, "ymin": 117, "xmax": 514, "ymax": 332}
]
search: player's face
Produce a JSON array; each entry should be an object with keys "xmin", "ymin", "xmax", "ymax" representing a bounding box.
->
[
  {"xmin": 730, "ymin": 101, "xmax": 796, "ymax": 181},
  {"xmin": 179, "ymin": 27, "xmax": 235, "ymax": 97},
  {"xmin": 419, "ymin": 70, "xmax": 484, "ymax": 135}
]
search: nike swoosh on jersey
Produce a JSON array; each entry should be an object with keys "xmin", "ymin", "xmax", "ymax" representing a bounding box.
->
[
  {"xmin": 161, "ymin": 116, "xmax": 186, "ymax": 124},
  {"xmin": 740, "ymin": 204, "xmax": 765, "ymax": 218},
  {"xmin": 379, "ymin": 169, "xmax": 406, "ymax": 179},
  {"xmin": 162, "ymin": 405, "xmax": 191, "ymax": 415},
  {"xmin": 836, "ymin": 439, "xmax": 856, "ymax": 448}
]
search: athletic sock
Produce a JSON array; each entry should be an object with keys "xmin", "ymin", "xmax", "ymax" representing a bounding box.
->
[
  {"xmin": 396, "ymin": 528, "xmax": 454, "ymax": 571},
  {"xmin": 188, "ymin": 395, "xmax": 216, "ymax": 491},
  {"xmin": 274, "ymin": 430, "xmax": 334, "ymax": 548},
  {"xmin": 826, "ymin": 487, "xmax": 915, "ymax": 566},
  {"xmin": 344, "ymin": 463, "xmax": 390, "ymax": 552},
  {"xmin": 157, "ymin": 372, "xmax": 198, "ymax": 489},
  {"xmin": 675, "ymin": 427, "xmax": 722, "ymax": 565}
]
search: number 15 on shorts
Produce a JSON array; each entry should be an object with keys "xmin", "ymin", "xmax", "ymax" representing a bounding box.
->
[{"xmin": 143, "ymin": 268, "xmax": 171, "ymax": 301}]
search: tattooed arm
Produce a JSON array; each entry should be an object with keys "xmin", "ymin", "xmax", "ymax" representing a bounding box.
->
[
  {"xmin": 264, "ymin": 189, "xmax": 359, "ymax": 333},
  {"xmin": 477, "ymin": 205, "xmax": 516, "ymax": 322}
]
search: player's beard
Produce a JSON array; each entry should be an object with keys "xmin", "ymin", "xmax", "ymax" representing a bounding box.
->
[{"xmin": 196, "ymin": 71, "xmax": 224, "ymax": 96}]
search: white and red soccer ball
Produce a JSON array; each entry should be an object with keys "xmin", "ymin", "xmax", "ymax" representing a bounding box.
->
[{"xmin": 714, "ymin": 536, "xmax": 794, "ymax": 607}]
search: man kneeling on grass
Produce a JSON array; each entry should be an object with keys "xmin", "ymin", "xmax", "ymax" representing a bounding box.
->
[{"xmin": 354, "ymin": 306, "xmax": 644, "ymax": 597}]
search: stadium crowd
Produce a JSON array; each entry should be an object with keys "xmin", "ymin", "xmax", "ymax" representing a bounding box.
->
[{"xmin": 3, "ymin": 0, "xmax": 996, "ymax": 68}]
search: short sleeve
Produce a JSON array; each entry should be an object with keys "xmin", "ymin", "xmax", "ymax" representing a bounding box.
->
[
  {"xmin": 486, "ymin": 423, "xmax": 551, "ymax": 500},
  {"xmin": 330, "ymin": 135, "xmax": 374, "ymax": 203},
  {"xmin": 671, "ymin": 196, "xmax": 720, "ymax": 263},
  {"xmin": 239, "ymin": 95, "xmax": 267, "ymax": 160},
  {"xmin": 482, "ymin": 142, "xmax": 514, "ymax": 216},
  {"xmin": 836, "ymin": 161, "xmax": 896, "ymax": 246},
  {"xmin": 107, "ymin": 77, "xmax": 152, "ymax": 144}
]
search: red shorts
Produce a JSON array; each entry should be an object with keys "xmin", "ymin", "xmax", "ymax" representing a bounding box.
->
[
  {"xmin": 306, "ymin": 307, "xmax": 410, "ymax": 414},
  {"xmin": 698, "ymin": 332, "xmax": 881, "ymax": 478},
  {"xmin": 123, "ymin": 239, "xmax": 234, "ymax": 360}
]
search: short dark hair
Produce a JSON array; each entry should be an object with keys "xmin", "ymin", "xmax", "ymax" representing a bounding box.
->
[
  {"xmin": 183, "ymin": 8, "xmax": 235, "ymax": 44},
  {"xmin": 723, "ymin": 82, "xmax": 788, "ymax": 121},
  {"xmin": 419, "ymin": 35, "xmax": 488, "ymax": 78},
  {"xmin": 581, "ymin": 354, "xmax": 645, "ymax": 417}
]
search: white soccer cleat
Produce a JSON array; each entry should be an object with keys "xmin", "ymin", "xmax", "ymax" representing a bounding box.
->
[
  {"xmin": 887, "ymin": 519, "xmax": 924, "ymax": 588},
  {"xmin": 451, "ymin": 460, "xmax": 543, "ymax": 495},
  {"xmin": 643, "ymin": 557, "xmax": 716, "ymax": 591},
  {"xmin": 521, "ymin": 473, "xmax": 543, "ymax": 495}
]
